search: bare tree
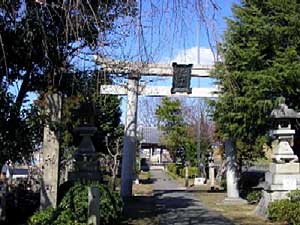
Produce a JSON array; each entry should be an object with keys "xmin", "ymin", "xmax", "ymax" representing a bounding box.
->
[
  {"xmin": 181, "ymin": 98, "xmax": 215, "ymax": 144},
  {"xmin": 105, "ymin": 136, "xmax": 122, "ymax": 191},
  {"xmin": 138, "ymin": 97, "xmax": 161, "ymax": 127}
]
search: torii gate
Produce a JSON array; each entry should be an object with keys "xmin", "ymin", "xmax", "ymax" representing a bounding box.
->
[{"xmin": 94, "ymin": 57, "xmax": 242, "ymax": 203}]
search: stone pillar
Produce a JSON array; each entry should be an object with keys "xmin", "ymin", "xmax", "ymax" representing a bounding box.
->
[
  {"xmin": 88, "ymin": 186, "xmax": 100, "ymax": 225},
  {"xmin": 40, "ymin": 93, "xmax": 62, "ymax": 209},
  {"xmin": 121, "ymin": 75, "xmax": 139, "ymax": 198},
  {"xmin": 159, "ymin": 148, "xmax": 163, "ymax": 164},
  {"xmin": 223, "ymin": 139, "xmax": 246, "ymax": 204},
  {"xmin": 185, "ymin": 165, "xmax": 189, "ymax": 187},
  {"xmin": 150, "ymin": 148, "xmax": 153, "ymax": 161},
  {"xmin": 209, "ymin": 164, "xmax": 215, "ymax": 189},
  {"xmin": 0, "ymin": 183, "xmax": 6, "ymax": 221}
]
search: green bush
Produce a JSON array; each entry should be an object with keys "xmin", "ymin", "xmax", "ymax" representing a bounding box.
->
[
  {"xmin": 167, "ymin": 163, "xmax": 177, "ymax": 175},
  {"xmin": 288, "ymin": 189, "xmax": 300, "ymax": 202},
  {"xmin": 167, "ymin": 164, "xmax": 198, "ymax": 178},
  {"xmin": 179, "ymin": 166, "xmax": 198, "ymax": 178},
  {"xmin": 28, "ymin": 183, "xmax": 123, "ymax": 225},
  {"xmin": 188, "ymin": 167, "xmax": 198, "ymax": 178},
  {"xmin": 29, "ymin": 207, "xmax": 56, "ymax": 225},
  {"xmin": 246, "ymin": 190, "xmax": 262, "ymax": 204},
  {"xmin": 268, "ymin": 199, "xmax": 300, "ymax": 224}
]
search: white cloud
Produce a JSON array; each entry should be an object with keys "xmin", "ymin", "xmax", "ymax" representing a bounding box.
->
[{"xmin": 165, "ymin": 46, "xmax": 215, "ymax": 65}]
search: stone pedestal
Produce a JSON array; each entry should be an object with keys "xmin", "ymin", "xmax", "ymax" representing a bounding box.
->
[
  {"xmin": 68, "ymin": 127, "xmax": 101, "ymax": 182},
  {"xmin": 255, "ymin": 162, "xmax": 300, "ymax": 217},
  {"xmin": 209, "ymin": 164, "xmax": 215, "ymax": 189},
  {"xmin": 194, "ymin": 177, "xmax": 205, "ymax": 185}
]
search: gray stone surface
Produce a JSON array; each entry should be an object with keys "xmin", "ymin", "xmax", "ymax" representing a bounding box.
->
[
  {"xmin": 151, "ymin": 170, "xmax": 234, "ymax": 225},
  {"xmin": 255, "ymin": 120, "xmax": 300, "ymax": 217},
  {"xmin": 269, "ymin": 163, "xmax": 300, "ymax": 174},
  {"xmin": 222, "ymin": 197, "xmax": 247, "ymax": 205},
  {"xmin": 0, "ymin": 184, "xmax": 6, "ymax": 221},
  {"xmin": 40, "ymin": 93, "xmax": 62, "ymax": 209},
  {"xmin": 255, "ymin": 190, "xmax": 290, "ymax": 218},
  {"xmin": 265, "ymin": 172, "xmax": 300, "ymax": 185},
  {"xmin": 88, "ymin": 186, "xmax": 100, "ymax": 225},
  {"xmin": 121, "ymin": 76, "xmax": 139, "ymax": 197},
  {"xmin": 68, "ymin": 126, "xmax": 101, "ymax": 182},
  {"xmin": 225, "ymin": 139, "xmax": 240, "ymax": 199}
]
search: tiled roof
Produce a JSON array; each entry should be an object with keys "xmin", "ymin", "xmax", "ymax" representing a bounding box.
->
[{"xmin": 139, "ymin": 127, "xmax": 164, "ymax": 145}]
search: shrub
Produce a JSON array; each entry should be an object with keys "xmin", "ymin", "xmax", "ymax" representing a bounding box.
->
[
  {"xmin": 167, "ymin": 163, "xmax": 177, "ymax": 175},
  {"xmin": 28, "ymin": 183, "xmax": 123, "ymax": 225},
  {"xmin": 288, "ymin": 189, "xmax": 300, "ymax": 202},
  {"xmin": 268, "ymin": 199, "xmax": 300, "ymax": 225},
  {"xmin": 246, "ymin": 190, "xmax": 262, "ymax": 204},
  {"xmin": 188, "ymin": 167, "xmax": 198, "ymax": 178},
  {"xmin": 167, "ymin": 164, "xmax": 198, "ymax": 178},
  {"xmin": 28, "ymin": 207, "xmax": 56, "ymax": 225},
  {"xmin": 179, "ymin": 166, "xmax": 198, "ymax": 178}
]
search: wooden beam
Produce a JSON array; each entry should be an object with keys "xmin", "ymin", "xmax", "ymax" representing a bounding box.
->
[
  {"xmin": 94, "ymin": 56, "xmax": 213, "ymax": 77},
  {"xmin": 100, "ymin": 85, "xmax": 218, "ymax": 98}
]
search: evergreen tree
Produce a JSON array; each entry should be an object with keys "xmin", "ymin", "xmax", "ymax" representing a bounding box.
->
[
  {"xmin": 211, "ymin": 0, "xmax": 300, "ymax": 162},
  {"xmin": 156, "ymin": 97, "xmax": 199, "ymax": 163}
]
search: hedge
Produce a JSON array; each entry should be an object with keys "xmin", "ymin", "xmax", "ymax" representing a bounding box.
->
[{"xmin": 167, "ymin": 163, "xmax": 198, "ymax": 178}]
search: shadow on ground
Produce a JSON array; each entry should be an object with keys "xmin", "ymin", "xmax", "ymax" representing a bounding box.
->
[
  {"xmin": 121, "ymin": 196, "xmax": 159, "ymax": 225},
  {"xmin": 139, "ymin": 178, "xmax": 157, "ymax": 185},
  {"xmin": 155, "ymin": 190, "xmax": 234, "ymax": 225}
]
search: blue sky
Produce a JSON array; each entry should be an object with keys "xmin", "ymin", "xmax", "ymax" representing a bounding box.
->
[
  {"xmin": 12, "ymin": 0, "xmax": 239, "ymax": 121},
  {"xmin": 119, "ymin": 0, "xmax": 239, "ymax": 124}
]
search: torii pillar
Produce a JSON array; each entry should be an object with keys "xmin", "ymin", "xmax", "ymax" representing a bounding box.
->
[
  {"xmin": 121, "ymin": 74, "xmax": 139, "ymax": 197},
  {"xmin": 223, "ymin": 139, "xmax": 247, "ymax": 204}
]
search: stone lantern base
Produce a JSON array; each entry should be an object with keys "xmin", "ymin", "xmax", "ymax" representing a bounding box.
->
[{"xmin": 255, "ymin": 162, "xmax": 300, "ymax": 217}]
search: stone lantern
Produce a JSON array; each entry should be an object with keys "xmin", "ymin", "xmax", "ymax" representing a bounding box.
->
[
  {"xmin": 68, "ymin": 98, "xmax": 101, "ymax": 182},
  {"xmin": 256, "ymin": 103, "xmax": 300, "ymax": 216},
  {"xmin": 270, "ymin": 103, "xmax": 299, "ymax": 163}
]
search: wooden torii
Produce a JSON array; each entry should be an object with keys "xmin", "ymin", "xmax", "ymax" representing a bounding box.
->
[{"xmin": 94, "ymin": 56, "xmax": 218, "ymax": 197}]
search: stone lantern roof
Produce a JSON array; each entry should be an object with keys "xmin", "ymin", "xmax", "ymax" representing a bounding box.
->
[{"xmin": 271, "ymin": 103, "xmax": 300, "ymax": 119}]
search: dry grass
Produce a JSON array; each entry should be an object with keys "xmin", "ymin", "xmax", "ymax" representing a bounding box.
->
[
  {"xmin": 194, "ymin": 187, "xmax": 283, "ymax": 225},
  {"xmin": 132, "ymin": 172, "xmax": 153, "ymax": 196},
  {"xmin": 121, "ymin": 172, "xmax": 159, "ymax": 225}
]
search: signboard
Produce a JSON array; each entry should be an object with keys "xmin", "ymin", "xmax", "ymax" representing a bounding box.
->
[{"xmin": 171, "ymin": 63, "xmax": 192, "ymax": 94}]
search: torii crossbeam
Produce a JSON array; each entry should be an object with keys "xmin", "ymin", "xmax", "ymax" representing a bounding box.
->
[{"xmin": 94, "ymin": 56, "xmax": 217, "ymax": 197}]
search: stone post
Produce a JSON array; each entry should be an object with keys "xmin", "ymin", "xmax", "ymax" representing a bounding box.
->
[
  {"xmin": 121, "ymin": 75, "xmax": 139, "ymax": 198},
  {"xmin": 185, "ymin": 165, "xmax": 189, "ymax": 187},
  {"xmin": 0, "ymin": 183, "xmax": 6, "ymax": 221},
  {"xmin": 223, "ymin": 139, "xmax": 246, "ymax": 204},
  {"xmin": 40, "ymin": 93, "xmax": 62, "ymax": 209},
  {"xmin": 209, "ymin": 164, "xmax": 215, "ymax": 189},
  {"xmin": 88, "ymin": 186, "xmax": 100, "ymax": 225}
]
